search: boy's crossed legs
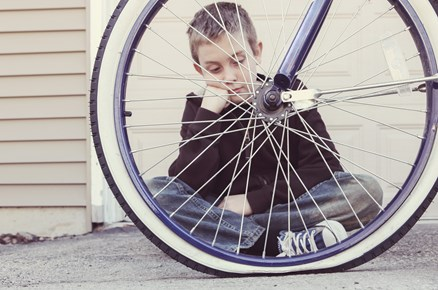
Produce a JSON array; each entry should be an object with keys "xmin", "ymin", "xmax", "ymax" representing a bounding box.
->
[{"xmin": 145, "ymin": 172, "xmax": 383, "ymax": 256}]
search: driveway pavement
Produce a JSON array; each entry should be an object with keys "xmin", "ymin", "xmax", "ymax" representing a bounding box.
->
[{"xmin": 0, "ymin": 222, "xmax": 437, "ymax": 289}]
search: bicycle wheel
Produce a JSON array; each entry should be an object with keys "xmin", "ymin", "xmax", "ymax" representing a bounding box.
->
[{"xmin": 90, "ymin": 0, "xmax": 438, "ymax": 276}]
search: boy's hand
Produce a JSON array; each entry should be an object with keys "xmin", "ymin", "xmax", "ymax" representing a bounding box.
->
[
  {"xmin": 218, "ymin": 194, "xmax": 253, "ymax": 216},
  {"xmin": 201, "ymin": 85, "xmax": 230, "ymax": 114}
]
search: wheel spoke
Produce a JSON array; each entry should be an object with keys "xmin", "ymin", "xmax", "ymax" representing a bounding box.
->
[
  {"xmin": 212, "ymin": 112, "xmax": 258, "ymax": 248},
  {"xmin": 264, "ymin": 122, "xmax": 333, "ymax": 229},
  {"xmin": 172, "ymin": 1, "xmax": 268, "ymax": 78},
  {"xmin": 124, "ymin": 92, "xmax": 253, "ymax": 103},
  {"xmin": 130, "ymin": 124, "xmax": 266, "ymax": 154},
  {"xmin": 265, "ymin": 1, "xmax": 313, "ymax": 79},
  {"xmin": 126, "ymin": 117, "xmax": 262, "ymax": 129},
  {"xmin": 172, "ymin": 122, "xmax": 277, "ymax": 225},
  {"xmin": 297, "ymin": 113, "xmax": 385, "ymax": 212},
  {"xmin": 318, "ymin": 74, "xmax": 438, "ymax": 97},
  {"xmin": 285, "ymin": 78, "xmax": 433, "ymax": 136},
  {"xmin": 320, "ymin": 100, "xmax": 425, "ymax": 140},
  {"xmin": 217, "ymin": 0, "xmax": 257, "ymax": 94},
  {"xmin": 299, "ymin": 3, "xmax": 395, "ymax": 75},
  {"xmin": 127, "ymin": 72, "xmax": 255, "ymax": 87},
  {"xmin": 276, "ymin": 122, "xmax": 402, "ymax": 191},
  {"xmin": 259, "ymin": 119, "xmax": 309, "ymax": 258},
  {"xmin": 154, "ymin": 109, "xmax": 268, "ymax": 198},
  {"xmin": 292, "ymin": 108, "xmax": 383, "ymax": 227},
  {"xmin": 236, "ymin": 111, "xmax": 259, "ymax": 253},
  {"xmin": 132, "ymin": 46, "xmax": 255, "ymax": 108},
  {"xmin": 298, "ymin": 28, "xmax": 409, "ymax": 75},
  {"xmin": 326, "ymin": 98, "xmax": 427, "ymax": 113},
  {"xmin": 285, "ymin": 127, "xmax": 414, "ymax": 167},
  {"xmin": 300, "ymin": 0, "xmax": 345, "ymax": 87},
  {"xmin": 139, "ymin": 104, "xmax": 253, "ymax": 178}
]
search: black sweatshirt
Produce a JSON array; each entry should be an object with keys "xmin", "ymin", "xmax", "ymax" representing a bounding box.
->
[{"xmin": 168, "ymin": 86, "xmax": 342, "ymax": 214}]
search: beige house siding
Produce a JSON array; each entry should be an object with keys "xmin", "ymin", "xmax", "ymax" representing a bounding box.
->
[{"xmin": 0, "ymin": 0, "xmax": 91, "ymax": 236}]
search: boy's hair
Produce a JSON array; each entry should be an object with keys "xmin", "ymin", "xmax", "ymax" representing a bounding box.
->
[{"xmin": 187, "ymin": 2, "xmax": 258, "ymax": 64}]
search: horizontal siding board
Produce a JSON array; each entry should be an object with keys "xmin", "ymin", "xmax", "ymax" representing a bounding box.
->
[
  {"xmin": 0, "ymin": 0, "xmax": 85, "ymax": 11},
  {"xmin": 0, "ymin": 96, "xmax": 86, "ymax": 120},
  {"xmin": 0, "ymin": 52, "xmax": 86, "ymax": 76},
  {"xmin": 0, "ymin": 163, "xmax": 87, "ymax": 184},
  {"xmin": 0, "ymin": 118, "xmax": 87, "ymax": 141},
  {"xmin": 0, "ymin": 140, "xmax": 87, "ymax": 163},
  {"xmin": 0, "ymin": 9, "xmax": 86, "ymax": 33},
  {"xmin": 0, "ymin": 31, "xmax": 86, "ymax": 54},
  {"xmin": 0, "ymin": 184, "xmax": 87, "ymax": 207},
  {"xmin": 0, "ymin": 74, "xmax": 86, "ymax": 97}
]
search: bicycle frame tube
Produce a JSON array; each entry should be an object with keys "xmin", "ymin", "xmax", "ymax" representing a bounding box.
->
[{"xmin": 274, "ymin": 0, "xmax": 333, "ymax": 90}]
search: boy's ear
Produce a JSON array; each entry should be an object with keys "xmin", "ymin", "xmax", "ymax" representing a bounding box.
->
[
  {"xmin": 194, "ymin": 63, "xmax": 203, "ymax": 75},
  {"xmin": 254, "ymin": 41, "xmax": 263, "ymax": 63}
]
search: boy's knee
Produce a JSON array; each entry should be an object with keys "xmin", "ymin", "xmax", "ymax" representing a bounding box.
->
[
  {"xmin": 336, "ymin": 174, "xmax": 384, "ymax": 229},
  {"xmin": 348, "ymin": 174, "xmax": 384, "ymax": 228},
  {"xmin": 356, "ymin": 174, "xmax": 383, "ymax": 206},
  {"xmin": 144, "ymin": 176, "xmax": 179, "ymax": 206}
]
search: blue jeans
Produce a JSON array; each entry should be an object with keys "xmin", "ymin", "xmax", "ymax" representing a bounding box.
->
[{"xmin": 145, "ymin": 172, "xmax": 383, "ymax": 252}]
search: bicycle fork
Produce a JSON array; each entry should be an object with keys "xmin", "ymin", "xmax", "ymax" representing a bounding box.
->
[
  {"xmin": 254, "ymin": 0, "xmax": 332, "ymax": 120},
  {"xmin": 274, "ymin": 0, "xmax": 333, "ymax": 90}
]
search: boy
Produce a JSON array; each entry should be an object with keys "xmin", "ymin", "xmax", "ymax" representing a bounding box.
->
[{"xmin": 146, "ymin": 2, "xmax": 383, "ymax": 256}]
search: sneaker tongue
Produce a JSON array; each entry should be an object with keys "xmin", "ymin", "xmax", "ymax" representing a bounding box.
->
[{"xmin": 314, "ymin": 233, "xmax": 327, "ymax": 250}]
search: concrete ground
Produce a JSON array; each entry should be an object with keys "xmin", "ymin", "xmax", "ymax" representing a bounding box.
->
[{"xmin": 0, "ymin": 222, "xmax": 437, "ymax": 289}]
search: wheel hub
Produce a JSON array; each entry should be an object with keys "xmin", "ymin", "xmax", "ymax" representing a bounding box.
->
[
  {"xmin": 253, "ymin": 80, "xmax": 292, "ymax": 122},
  {"xmin": 253, "ymin": 80, "xmax": 319, "ymax": 122}
]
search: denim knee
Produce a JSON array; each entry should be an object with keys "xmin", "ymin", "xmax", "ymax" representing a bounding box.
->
[
  {"xmin": 349, "ymin": 174, "xmax": 384, "ymax": 227},
  {"xmin": 144, "ymin": 176, "xmax": 185, "ymax": 207},
  {"xmin": 355, "ymin": 174, "xmax": 383, "ymax": 207}
]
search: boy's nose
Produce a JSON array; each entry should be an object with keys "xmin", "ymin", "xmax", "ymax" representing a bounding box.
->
[{"xmin": 223, "ymin": 66, "xmax": 238, "ymax": 83}]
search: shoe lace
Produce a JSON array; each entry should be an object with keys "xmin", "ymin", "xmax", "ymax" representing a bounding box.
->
[{"xmin": 277, "ymin": 230, "xmax": 318, "ymax": 257}]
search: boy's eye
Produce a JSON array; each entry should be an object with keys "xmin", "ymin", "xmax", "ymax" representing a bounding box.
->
[
  {"xmin": 233, "ymin": 57, "xmax": 246, "ymax": 65},
  {"xmin": 208, "ymin": 66, "xmax": 221, "ymax": 74}
]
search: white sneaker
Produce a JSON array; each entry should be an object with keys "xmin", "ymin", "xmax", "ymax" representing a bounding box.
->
[{"xmin": 277, "ymin": 220, "xmax": 348, "ymax": 257}]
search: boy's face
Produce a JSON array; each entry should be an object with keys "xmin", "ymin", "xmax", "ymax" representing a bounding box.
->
[{"xmin": 194, "ymin": 32, "xmax": 263, "ymax": 104}]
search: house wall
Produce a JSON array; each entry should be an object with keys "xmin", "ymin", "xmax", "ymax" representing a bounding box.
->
[{"xmin": 0, "ymin": 0, "xmax": 91, "ymax": 236}]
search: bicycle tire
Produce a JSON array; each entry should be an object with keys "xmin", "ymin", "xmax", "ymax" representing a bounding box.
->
[{"xmin": 90, "ymin": 0, "xmax": 438, "ymax": 276}]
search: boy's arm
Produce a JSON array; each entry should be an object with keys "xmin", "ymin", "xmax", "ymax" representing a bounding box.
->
[{"xmin": 168, "ymin": 87, "xmax": 230, "ymax": 197}]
